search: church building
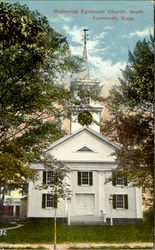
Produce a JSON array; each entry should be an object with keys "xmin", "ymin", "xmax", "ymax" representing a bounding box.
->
[{"xmin": 27, "ymin": 30, "xmax": 143, "ymax": 225}]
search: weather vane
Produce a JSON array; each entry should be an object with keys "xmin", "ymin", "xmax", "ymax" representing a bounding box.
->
[{"xmin": 83, "ymin": 28, "xmax": 89, "ymax": 45}]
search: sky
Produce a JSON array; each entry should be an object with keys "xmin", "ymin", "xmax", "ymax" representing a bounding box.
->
[{"xmin": 7, "ymin": 0, "xmax": 154, "ymax": 94}]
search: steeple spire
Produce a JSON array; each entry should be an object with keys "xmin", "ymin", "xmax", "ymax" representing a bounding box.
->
[
  {"xmin": 79, "ymin": 29, "xmax": 90, "ymax": 80},
  {"xmin": 83, "ymin": 28, "xmax": 89, "ymax": 46}
]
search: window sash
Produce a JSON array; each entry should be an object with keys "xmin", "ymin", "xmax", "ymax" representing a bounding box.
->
[
  {"xmin": 116, "ymin": 195, "xmax": 124, "ymax": 208},
  {"xmin": 78, "ymin": 171, "xmax": 93, "ymax": 186},
  {"xmin": 46, "ymin": 194, "xmax": 54, "ymax": 208},
  {"xmin": 46, "ymin": 171, "xmax": 53, "ymax": 184},
  {"xmin": 116, "ymin": 177, "xmax": 124, "ymax": 186},
  {"xmin": 81, "ymin": 172, "xmax": 89, "ymax": 185}
]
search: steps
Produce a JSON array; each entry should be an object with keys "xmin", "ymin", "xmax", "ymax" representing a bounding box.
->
[{"xmin": 70, "ymin": 215, "xmax": 106, "ymax": 225}]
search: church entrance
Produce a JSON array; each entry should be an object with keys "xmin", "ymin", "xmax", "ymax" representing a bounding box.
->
[{"xmin": 75, "ymin": 194, "xmax": 95, "ymax": 215}]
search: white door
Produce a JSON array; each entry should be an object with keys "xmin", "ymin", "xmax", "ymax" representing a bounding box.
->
[{"xmin": 76, "ymin": 194, "xmax": 95, "ymax": 215}]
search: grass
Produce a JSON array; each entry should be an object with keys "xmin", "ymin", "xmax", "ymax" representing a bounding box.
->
[{"xmin": 0, "ymin": 219, "xmax": 153, "ymax": 244}]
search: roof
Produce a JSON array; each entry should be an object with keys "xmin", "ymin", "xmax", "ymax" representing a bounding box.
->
[{"xmin": 45, "ymin": 126, "xmax": 120, "ymax": 153}]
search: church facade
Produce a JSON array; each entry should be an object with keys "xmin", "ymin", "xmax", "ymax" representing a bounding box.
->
[{"xmin": 27, "ymin": 30, "xmax": 143, "ymax": 224}]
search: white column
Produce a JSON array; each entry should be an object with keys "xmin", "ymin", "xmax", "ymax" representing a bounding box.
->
[
  {"xmin": 98, "ymin": 171, "xmax": 106, "ymax": 220},
  {"xmin": 110, "ymin": 204, "xmax": 113, "ymax": 226},
  {"xmin": 67, "ymin": 198, "xmax": 71, "ymax": 226},
  {"xmin": 13, "ymin": 205, "xmax": 16, "ymax": 218},
  {"xmin": 135, "ymin": 187, "xmax": 143, "ymax": 218}
]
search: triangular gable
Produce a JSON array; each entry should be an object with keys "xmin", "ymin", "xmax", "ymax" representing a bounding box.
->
[{"xmin": 45, "ymin": 126, "xmax": 120, "ymax": 153}]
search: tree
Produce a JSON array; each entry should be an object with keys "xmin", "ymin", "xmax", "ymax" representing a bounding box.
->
[
  {"xmin": 0, "ymin": 2, "xmax": 79, "ymax": 215},
  {"xmin": 35, "ymin": 155, "xmax": 71, "ymax": 250},
  {"xmin": 102, "ymin": 35, "xmax": 154, "ymax": 206}
]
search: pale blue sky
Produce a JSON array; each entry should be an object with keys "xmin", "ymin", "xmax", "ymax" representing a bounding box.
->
[{"xmin": 7, "ymin": 0, "xmax": 153, "ymax": 91}]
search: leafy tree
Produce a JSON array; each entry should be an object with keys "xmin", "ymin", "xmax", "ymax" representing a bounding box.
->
[
  {"xmin": 0, "ymin": 2, "xmax": 79, "ymax": 216},
  {"xmin": 102, "ymin": 36, "xmax": 154, "ymax": 205},
  {"xmin": 35, "ymin": 155, "xmax": 71, "ymax": 250}
]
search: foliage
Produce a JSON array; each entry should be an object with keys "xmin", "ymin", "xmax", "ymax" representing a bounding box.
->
[
  {"xmin": 0, "ymin": 2, "xmax": 80, "ymax": 214},
  {"xmin": 0, "ymin": 2, "xmax": 78, "ymax": 145},
  {"xmin": 0, "ymin": 219, "xmax": 153, "ymax": 243},
  {"xmin": 102, "ymin": 36, "xmax": 154, "ymax": 197},
  {"xmin": 36, "ymin": 154, "xmax": 71, "ymax": 201},
  {"xmin": 143, "ymin": 207, "xmax": 154, "ymax": 225},
  {"xmin": 108, "ymin": 36, "xmax": 153, "ymax": 112},
  {"xmin": 78, "ymin": 110, "xmax": 93, "ymax": 126}
]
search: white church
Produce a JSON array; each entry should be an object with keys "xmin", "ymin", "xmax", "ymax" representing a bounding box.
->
[{"xmin": 27, "ymin": 30, "xmax": 143, "ymax": 225}]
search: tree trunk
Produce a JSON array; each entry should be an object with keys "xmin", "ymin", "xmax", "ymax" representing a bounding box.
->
[
  {"xmin": 53, "ymin": 208, "xmax": 57, "ymax": 250},
  {"xmin": 0, "ymin": 186, "xmax": 5, "ymax": 217}
]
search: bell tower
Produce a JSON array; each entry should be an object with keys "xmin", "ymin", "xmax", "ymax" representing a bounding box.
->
[{"xmin": 70, "ymin": 29, "xmax": 104, "ymax": 134}]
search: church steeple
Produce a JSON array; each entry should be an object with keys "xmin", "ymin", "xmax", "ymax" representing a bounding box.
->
[
  {"xmin": 70, "ymin": 29, "xmax": 104, "ymax": 134},
  {"xmin": 79, "ymin": 29, "xmax": 90, "ymax": 80},
  {"xmin": 74, "ymin": 29, "xmax": 100, "ymax": 89}
]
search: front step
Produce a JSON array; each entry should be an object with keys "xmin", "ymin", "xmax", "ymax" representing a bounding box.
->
[{"xmin": 70, "ymin": 216, "xmax": 106, "ymax": 225}]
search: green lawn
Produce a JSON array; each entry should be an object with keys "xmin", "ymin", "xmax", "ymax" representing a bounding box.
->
[
  {"xmin": 0, "ymin": 221, "xmax": 17, "ymax": 229},
  {"xmin": 0, "ymin": 219, "xmax": 153, "ymax": 244}
]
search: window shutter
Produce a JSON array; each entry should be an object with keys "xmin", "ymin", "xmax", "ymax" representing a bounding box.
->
[
  {"xmin": 54, "ymin": 195, "xmax": 58, "ymax": 208},
  {"xmin": 124, "ymin": 175, "xmax": 128, "ymax": 186},
  {"xmin": 112, "ymin": 174, "xmax": 116, "ymax": 186},
  {"xmin": 78, "ymin": 172, "xmax": 81, "ymax": 186},
  {"xmin": 42, "ymin": 194, "xmax": 46, "ymax": 208},
  {"xmin": 89, "ymin": 172, "xmax": 93, "ymax": 186},
  {"xmin": 124, "ymin": 194, "xmax": 128, "ymax": 209},
  {"xmin": 43, "ymin": 171, "xmax": 46, "ymax": 184},
  {"xmin": 113, "ymin": 194, "xmax": 116, "ymax": 209}
]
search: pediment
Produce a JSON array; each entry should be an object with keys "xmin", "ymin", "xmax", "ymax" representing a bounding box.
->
[
  {"xmin": 46, "ymin": 127, "xmax": 119, "ymax": 151},
  {"xmin": 44, "ymin": 127, "xmax": 120, "ymax": 163}
]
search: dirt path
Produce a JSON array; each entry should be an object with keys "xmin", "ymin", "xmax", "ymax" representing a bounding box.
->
[
  {"xmin": 0, "ymin": 224, "xmax": 24, "ymax": 231},
  {"xmin": 0, "ymin": 242, "xmax": 153, "ymax": 250}
]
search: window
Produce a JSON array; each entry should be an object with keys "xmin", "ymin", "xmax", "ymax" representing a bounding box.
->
[
  {"xmin": 112, "ymin": 174, "xmax": 128, "ymax": 186},
  {"xmin": 113, "ymin": 194, "xmax": 128, "ymax": 209},
  {"xmin": 42, "ymin": 194, "xmax": 57, "ymax": 208},
  {"xmin": 116, "ymin": 177, "xmax": 124, "ymax": 186},
  {"xmin": 43, "ymin": 171, "xmax": 53, "ymax": 185},
  {"xmin": 46, "ymin": 194, "xmax": 54, "ymax": 208},
  {"xmin": 116, "ymin": 195, "xmax": 124, "ymax": 208},
  {"xmin": 82, "ymin": 172, "xmax": 89, "ymax": 185},
  {"xmin": 78, "ymin": 171, "xmax": 93, "ymax": 186},
  {"xmin": 47, "ymin": 171, "xmax": 53, "ymax": 184}
]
